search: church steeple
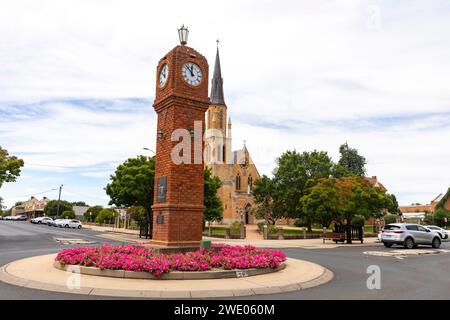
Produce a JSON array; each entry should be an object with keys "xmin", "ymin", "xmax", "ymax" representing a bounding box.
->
[{"xmin": 210, "ymin": 41, "xmax": 225, "ymax": 105}]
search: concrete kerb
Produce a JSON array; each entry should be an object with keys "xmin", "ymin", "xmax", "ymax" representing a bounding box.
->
[{"xmin": 0, "ymin": 254, "xmax": 333, "ymax": 298}]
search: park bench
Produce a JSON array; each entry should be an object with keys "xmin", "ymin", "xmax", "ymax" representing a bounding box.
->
[{"xmin": 322, "ymin": 232, "xmax": 346, "ymax": 243}]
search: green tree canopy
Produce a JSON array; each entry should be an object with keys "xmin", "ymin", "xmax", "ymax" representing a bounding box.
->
[
  {"xmin": 0, "ymin": 147, "xmax": 24, "ymax": 189},
  {"xmin": 44, "ymin": 200, "xmax": 73, "ymax": 217},
  {"xmin": 271, "ymin": 150, "xmax": 334, "ymax": 229},
  {"xmin": 95, "ymin": 208, "xmax": 117, "ymax": 224},
  {"xmin": 83, "ymin": 205, "xmax": 103, "ymax": 221},
  {"xmin": 252, "ymin": 175, "xmax": 279, "ymax": 225},
  {"xmin": 337, "ymin": 142, "xmax": 367, "ymax": 176},
  {"xmin": 105, "ymin": 155, "xmax": 155, "ymax": 235},
  {"xmin": 72, "ymin": 201, "xmax": 88, "ymax": 207},
  {"xmin": 127, "ymin": 205, "xmax": 146, "ymax": 221},
  {"xmin": 204, "ymin": 167, "xmax": 223, "ymax": 224},
  {"xmin": 61, "ymin": 210, "xmax": 76, "ymax": 219},
  {"xmin": 432, "ymin": 208, "xmax": 450, "ymax": 227}
]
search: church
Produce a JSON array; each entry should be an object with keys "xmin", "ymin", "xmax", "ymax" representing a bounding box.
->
[{"xmin": 204, "ymin": 45, "xmax": 260, "ymax": 225}]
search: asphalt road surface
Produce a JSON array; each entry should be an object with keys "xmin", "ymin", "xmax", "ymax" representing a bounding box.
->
[{"xmin": 1, "ymin": 221, "xmax": 450, "ymax": 300}]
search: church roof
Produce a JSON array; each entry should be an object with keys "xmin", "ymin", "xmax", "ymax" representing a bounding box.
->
[{"xmin": 210, "ymin": 46, "xmax": 225, "ymax": 105}]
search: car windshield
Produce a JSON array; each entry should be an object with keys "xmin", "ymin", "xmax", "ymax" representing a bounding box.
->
[
  {"xmin": 384, "ymin": 225, "xmax": 401, "ymax": 230},
  {"xmin": 427, "ymin": 226, "xmax": 438, "ymax": 230}
]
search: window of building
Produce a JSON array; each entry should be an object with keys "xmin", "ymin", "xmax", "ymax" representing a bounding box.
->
[
  {"xmin": 236, "ymin": 174, "xmax": 241, "ymax": 191},
  {"xmin": 248, "ymin": 175, "xmax": 253, "ymax": 192}
]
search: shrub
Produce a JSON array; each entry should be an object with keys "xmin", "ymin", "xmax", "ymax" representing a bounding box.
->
[
  {"xmin": 384, "ymin": 214, "xmax": 397, "ymax": 225},
  {"xmin": 60, "ymin": 210, "xmax": 75, "ymax": 219},
  {"xmin": 351, "ymin": 215, "xmax": 365, "ymax": 226},
  {"xmin": 95, "ymin": 208, "xmax": 117, "ymax": 224},
  {"xmin": 433, "ymin": 209, "xmax": 450, "ymax": 227},
  {"xmin": 294, "ymin": 217, "xmax": 307, "ymax": 227},
  {"xmin": 84, "ymin": 205, "xmax": 103, "ymax": 222},
  {"xmin": 229, "ymin": 221, "xmax": 241, "ymax": 235}
]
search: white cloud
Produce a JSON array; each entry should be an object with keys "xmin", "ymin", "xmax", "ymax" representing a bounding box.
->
[{"xmin": 1, "ymin": 0, "xmax": 450, "ymax": 208}]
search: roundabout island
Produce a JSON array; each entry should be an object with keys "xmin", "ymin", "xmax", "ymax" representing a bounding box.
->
[{"xmin": 0, "ymin": 243, "xmax": 333, "ymax": 298}]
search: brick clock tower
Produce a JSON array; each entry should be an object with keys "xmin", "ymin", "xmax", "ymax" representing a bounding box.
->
[{"xmin": 151, "ymin": 26, "xmax": 209, "ymax": 247}]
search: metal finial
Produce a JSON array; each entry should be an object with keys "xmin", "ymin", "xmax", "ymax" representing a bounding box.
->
[{"xmin": 216, "ymin": 39, "xmax": 220, "ymax": 47}]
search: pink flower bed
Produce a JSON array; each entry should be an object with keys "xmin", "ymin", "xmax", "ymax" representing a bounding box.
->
[{"xmin": 55, "ymin": 243, "xmax": 286, "ymax": 277}]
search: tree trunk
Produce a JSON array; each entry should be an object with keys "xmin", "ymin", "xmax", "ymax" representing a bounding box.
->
[{"xmin": 145, "ymin": 208, "xmax": 153, "ymax": 239}]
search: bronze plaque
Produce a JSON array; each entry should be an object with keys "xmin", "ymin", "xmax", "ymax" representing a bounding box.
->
[
  {"xmin": 156, "ymin": 176, "xmax": 167, "ymax": 203},
  {"xmin": 157, "ymin": 211, "xmax": 164, "ymax": 225}
]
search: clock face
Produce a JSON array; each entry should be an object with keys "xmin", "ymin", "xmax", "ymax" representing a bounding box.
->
[
  {"xmin": 159, "ymin": 64, "xmax": 169, "ymax": 87},
  {"xmin": 182, "ymin": 62, "xmax": 202, "ymax": 86}
]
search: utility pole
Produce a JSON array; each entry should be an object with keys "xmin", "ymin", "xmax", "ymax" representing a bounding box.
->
[{"xmin": 56, "ymin": 184, "xmax": 63, "ymax": 217}]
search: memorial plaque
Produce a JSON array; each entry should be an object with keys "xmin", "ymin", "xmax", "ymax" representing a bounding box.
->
[
  {"xmin": 157, "ymin": 211, "xmax": 164, "ymax": 224},
  {"xmin": 156, "ymin": 176, "xmax": 167, "ymax": 203}
]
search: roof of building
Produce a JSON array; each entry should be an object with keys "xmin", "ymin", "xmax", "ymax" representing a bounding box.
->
[
  {"xmin": 365, "ymin": 176, "xmax": 387, "ymax": 192},
  {"xmin": 399, "ymin": 204, "xmax": 432, "ymax": 213},
  {"xmin": 431, "ymin": 193, "xmax": 444, "ymax": 203},
  {"xmin": 210, "ymin": 45, "xmax": 225, "ymax": 105}
]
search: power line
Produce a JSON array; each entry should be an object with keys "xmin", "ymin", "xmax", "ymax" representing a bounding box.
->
[{"xmin": 4, "ymin": 188, "xmax": 58, "ymax": 198}]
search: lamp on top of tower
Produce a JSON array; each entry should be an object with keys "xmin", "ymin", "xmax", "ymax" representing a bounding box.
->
[{"xmin": 177, "ymin": 24, "xmax": 189, "ymax": 45}]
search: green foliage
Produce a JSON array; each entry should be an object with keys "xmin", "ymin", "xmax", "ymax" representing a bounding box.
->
[
  {"xmin": 229, "ymin": 221, "xmax": 241, "ymax": 235},
  {"xmin": 60, "ymin": 210, "xmax": 75, "ymax": 219},
  {"xmin": 351, "ymin": 215, "xmax": 366, "ymax": 226},
  {"xmin": 127, "ymin": 205, "xmax": 146, "ymax": 221},
  {"xmin": 385, "ymin": 194, "xmax": 400, "ymax": 215},
  {"xmin": 44, "ymin": 200, "xmax": 73, "ymax": 216},
  {"xmin": 14, "ymin": 201, "xmax": 23, "ymax": 206},
  {"xmin": 95, "ymin": 208, "xmax": 117, "ymax": 224},
  {"xmin": 83, "ymin": 205, "xmax": 103, "ymax": 222},
  {"xmin": 0, "ymin": 147, "xmax": 24, "ymax": 189},
  {"xmin": 105, "ymin": 155, "xmax": 155, "ymax": 229},
  {"xmin": 432, "ymin": 208, "xmax": 450, "ymax": 227},
  {"xmin": 204, "ymin": 167, "xmax": 223, "ymax": 223},
  {"xmin": 72, "ymin": 201, "xmax": 88, "ymax": 207},
  {"xmin": 252, "ymin": 175, "xmax": 280, "ymax": 225},
  {"xmin": 384, "ymin": 214, "xmax": 397, "ymax": 225},
  {"xmin": 301, "ymin": 176, "xmax": 389, "ymax": 229},
  {"xmin": 436, "ymin": 188, "xmax": 450, "ymax": 210},
  {"xmin": 337, "ymin": 142, "xmax": 366, "ymax": 176},
  {"xmin": 271, "ymin": 150, "xmax": 334, "ymax": 222},
  {"xmin": 424, "ymin": 212, "xmax": 434, "ymax": 225}
]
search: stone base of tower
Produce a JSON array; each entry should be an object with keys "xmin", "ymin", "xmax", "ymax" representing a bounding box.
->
[{"xmin": 150, "ymin": 204, "xmax": 204, "ymax": 251}]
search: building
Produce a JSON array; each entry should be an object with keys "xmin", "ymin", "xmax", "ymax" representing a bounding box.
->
[
  {"xmin": 399, "ymin": 188, "xmax": 450, "ymax": 215},
  {"xmin": 204, "ymin": 45, "xmax": 261, "ymax": 225},
  {"xmin": 11, "ymin": 196, "xmax": 50, "ymax": 219}
]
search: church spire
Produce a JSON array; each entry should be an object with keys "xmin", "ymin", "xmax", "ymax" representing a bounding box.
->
[{"xmin": 210, "ymin": 40, "xmax": 225, "ymax": 105}]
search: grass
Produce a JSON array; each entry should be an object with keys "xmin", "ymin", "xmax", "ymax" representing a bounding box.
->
[
  {"xmin": 280, "ymin": 229, "xmax": 325, "ymax": 236},
  {"xmin": 203, "ymin": 226, "xmax": 228, "ymax": 235}
]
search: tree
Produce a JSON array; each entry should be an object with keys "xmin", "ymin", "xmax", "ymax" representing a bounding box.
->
[
  {"xmin": 83, "ymin": 205, "xmax": 103, "ymax": 222},
  {"xmin": 272, "ymin": 150, "xmax": 334, "ymax": 230},
  {"xmin": 105, "ymin": 155, "xmax": 155, "ymax": 237},
  {"xmin": 127, "ymin": 205, "xmax": 146, "ymax": 221},
  {"xmin": 203, "ymin": 167, "xmax": 223, "ymax": 233},
  {"xmin": 301, "ymin": 176, "xmax": 388, "ymax": 243},
  {"xmin": 44, "ymin": 200, "xmax": 73, "ymax": 217},
  {"xmin": 300, "ymin": 178, "xmax": 339, "ymax": 228},
  {"xmin": 72, "ymin": 201, "xmax": 88, "ymax": 207},
  {"xmin": 385, "ymin": 194, "xmax": 400, "ymax": 215},
  {"xmin": 252, "ymin": 175, "xmax": 280, "ymax": 225},
  {"xmin": 337, "ymin": 142, "xmax": 367, "ymax": 176},
  {"xmin": 61, "ymin": 210, "xmax": 75, "ymax": 219},
  {"xmin": 433, "ymin": 208, "xmax": 450, "ymax": 227},
  {"xmin": 0, "ymin": 147, "xmax": 24, "ymax": 189},
  {"xmin": 95, "ymin": 208, "xmax": 117, "ymax": 224},
  {"xmin": 384, "ymin": 214, "xmax": 397, "ymax": 224}
]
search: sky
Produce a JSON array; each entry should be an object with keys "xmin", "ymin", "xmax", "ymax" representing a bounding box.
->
[{"xmin": 1, "ymin": 0, "xmax": 450, "ymax": 209}]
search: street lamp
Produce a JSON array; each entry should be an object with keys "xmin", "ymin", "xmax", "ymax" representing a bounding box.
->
[{"xmin": 177, "ymin": 25, "xmax": 189, "ymax": 45}]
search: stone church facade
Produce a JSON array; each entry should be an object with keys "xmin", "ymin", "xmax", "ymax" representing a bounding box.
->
[{"xmin": 204, "ymin": 46, "xmax": 260, "ymax": 225}]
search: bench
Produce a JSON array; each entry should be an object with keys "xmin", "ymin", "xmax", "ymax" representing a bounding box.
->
[{"xmin": 323, "ymin": 232, "xmax": 346, "ymax": 243}]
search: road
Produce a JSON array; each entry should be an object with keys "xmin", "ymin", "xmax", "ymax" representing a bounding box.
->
[{"xmin": 1, "ymin": 221, "xmax": 450, "ymax": 299}]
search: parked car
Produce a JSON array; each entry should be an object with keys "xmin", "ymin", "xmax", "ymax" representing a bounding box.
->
[
  {"xmin": 12, "ymin": 215, "xmax": 27, "ymax": 221},
  {"xmin": 4, "ymin": 216, "xmax": 13, "ymax": 220},
  {"xmin": 48, "ymin": 219, "xmax": 64, "ymax": 227},
  {"xmin": 425, "ymin": 225, "xmax": 449, "ymax": 240},
  {"xmin": 53, "ymin": 219, "xmax": 68, "ymax": 227},
  {"xmin": 31, "ymin": 217, "xmax": 53, "ymax": 225},
  {"xmin": 59, "ymin": 219, "xmax": 82, "ymax": 229},
  {"xmin": 381, "ymin": 223, "xmax": 442, "ymax": 249}
]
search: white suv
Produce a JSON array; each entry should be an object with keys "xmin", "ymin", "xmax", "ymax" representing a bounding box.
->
[{"xmin": 381, "ymin": 223, "xmax": 442, "ymax": 249}]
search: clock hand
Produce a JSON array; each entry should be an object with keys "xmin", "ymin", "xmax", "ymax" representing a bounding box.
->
[{"xmin": 189, "ymin": 65, "xmax": 194, "ymax": 76}]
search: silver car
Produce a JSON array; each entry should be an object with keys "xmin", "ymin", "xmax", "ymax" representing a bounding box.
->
[{"xmin": 381, "ymin": 223, "xmax": 441, "ymax": 249}]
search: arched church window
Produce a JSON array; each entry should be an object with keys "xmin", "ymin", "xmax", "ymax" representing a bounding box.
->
[
  {"xmin": 236, "ymin": 174, "xmax": 241, "ymax": 191},
  {"xmin": 248, "ymin": 175, "xmax": 253, "ymax": 192}
]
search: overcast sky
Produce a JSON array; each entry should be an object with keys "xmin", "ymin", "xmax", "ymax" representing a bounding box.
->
[{"xmin": 1, "ymin": 0, "xmax": 449, "ymax": 209}]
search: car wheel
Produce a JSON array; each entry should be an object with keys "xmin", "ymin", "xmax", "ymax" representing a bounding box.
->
[
  {"xmin": 404, "ymin": 237, "xmax": 414, "ymax": 249},
  {"xmin": 432, "ymin": 237, "xmax": 441, "ymax": 249},
  {"xmin": 65, "ymin": 224, "xmax": 69, "ymax": 228},
  {"xmin": 77, "ymin": 225, "xmax": 81, "ymax": 229},
  {"xmin": 383, "ymin": 242, "xmax": 392, "ymax": 248},
  {"xmin": 38, "ymin": 221, "xmax": 41, "ymax": 224}
]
